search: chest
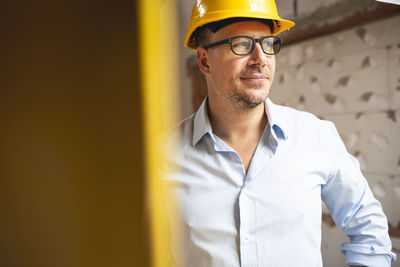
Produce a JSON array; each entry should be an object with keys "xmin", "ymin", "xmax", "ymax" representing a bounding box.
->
[{"xmin": 168, "ymin": 141, "xmax": 331, "ymax": 227}]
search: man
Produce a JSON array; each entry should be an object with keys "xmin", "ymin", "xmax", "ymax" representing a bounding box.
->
[{"xmin": 164, "ymin": 0, "xmax": 397, "ymax": 266}]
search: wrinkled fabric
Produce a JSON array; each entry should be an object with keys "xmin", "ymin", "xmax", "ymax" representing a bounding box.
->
[{"xmin": 164, "ymin": 97, "xmax": 396, "ymax": 267}]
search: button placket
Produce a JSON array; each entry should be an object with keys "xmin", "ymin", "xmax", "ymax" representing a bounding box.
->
[{"xmin": 238, "ymin": 186, "xmax": 257, "ymax": 267}]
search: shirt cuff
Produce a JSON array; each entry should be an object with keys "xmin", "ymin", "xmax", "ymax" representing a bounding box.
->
[{"xmin": 342, "ymin": 243, "xmax": 396, "ymax": 267}]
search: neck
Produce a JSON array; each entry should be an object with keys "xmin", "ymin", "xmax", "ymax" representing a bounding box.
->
[{"xmin": 207, "ymin": 96, "xmax": 268, "ymax": 145}]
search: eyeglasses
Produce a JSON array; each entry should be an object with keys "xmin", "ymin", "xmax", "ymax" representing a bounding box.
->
[{"xmin": 203, "ymin": 35, "xmax": 283, "ymax": 56}]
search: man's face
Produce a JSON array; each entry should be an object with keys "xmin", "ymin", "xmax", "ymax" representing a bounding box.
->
[{"xmin": 199, "ymin": 20, "xmax": 276, "ymax": 110}]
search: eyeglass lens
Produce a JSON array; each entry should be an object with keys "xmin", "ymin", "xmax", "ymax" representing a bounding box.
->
[{"xmin": 231, "ymin": 36, "xmax": 280, "ymax": 55}]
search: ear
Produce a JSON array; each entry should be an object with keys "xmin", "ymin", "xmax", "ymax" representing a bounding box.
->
[{"xmin": 196, "ymin": 47, "xmax": 211, "ymax": 75}]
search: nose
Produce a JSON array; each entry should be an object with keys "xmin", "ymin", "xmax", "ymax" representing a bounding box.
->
[{"xmin": 248, "ymin": 41, "xmax": 268, "ymax": 66}]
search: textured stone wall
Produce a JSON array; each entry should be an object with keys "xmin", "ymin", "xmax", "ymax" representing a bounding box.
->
[{"xmin": 269, "ymin": 14, "xmax": 400, "ymax": 266}]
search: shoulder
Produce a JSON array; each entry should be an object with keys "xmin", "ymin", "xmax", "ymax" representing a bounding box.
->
[
  {"xmin": 272, "ymin": 102, "xmax": 335, "ymax": 132},
  {"xmin": 169, "ymin": 113, "xmax": 196, "ymax": 139},
  {"xmin": 268, "ymin": 102, "xmax": 342, "ymax": 149},
  {"xmin": 163, "ymin": 113, "xmax": 196, "ymax": 153}
]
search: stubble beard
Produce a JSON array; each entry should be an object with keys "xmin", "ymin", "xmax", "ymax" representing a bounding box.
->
[
  {"xmin": 228, "ymin": 82, "xmax": 271, "ymax": 111},
  {"xmin": 231, "ymin": 93, "xmax": 265, "ymax": 110},
  {"xmin": 228, "ymin": 67, "xmax": 273, "ymax": 111}
]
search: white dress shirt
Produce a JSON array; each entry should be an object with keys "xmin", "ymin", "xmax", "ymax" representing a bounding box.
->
[{"xmin": 164, "ymin": 98, "xmax": 396, "ymax": 267}]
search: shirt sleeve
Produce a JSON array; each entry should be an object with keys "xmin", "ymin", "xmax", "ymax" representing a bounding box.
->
[{"xmin": 320, "ymin": 121, "xmax": 397, "ymax": 267}]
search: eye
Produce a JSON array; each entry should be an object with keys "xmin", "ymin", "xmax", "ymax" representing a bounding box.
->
[
  {"xmin": 261, "ymin": 37, "xmax": 281, "ymax": 54},
  {"xmin": 232, "ymin": 42, "xmax": 251, "ymax": 50},
  {"xmin": 231, "ymin": 37, "xmax": 252, "ymax": 52},
  {"xmin": 233, "ymin": 41, "xmax": 250, "ymax": 48},
  {"xmin": 261, "ymin": 38, "xmax": 273, "ymax": 48}
]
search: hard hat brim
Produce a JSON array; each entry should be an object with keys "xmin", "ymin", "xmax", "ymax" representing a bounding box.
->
[{"xmin": 185, "ymin": 11, "xmax": 295, "ymax": 49}]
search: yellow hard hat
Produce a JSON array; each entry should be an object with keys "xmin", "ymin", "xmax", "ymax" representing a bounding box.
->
[{"xmin": 185, "ymin": 0, "xmax": 295, "ymax": 49}]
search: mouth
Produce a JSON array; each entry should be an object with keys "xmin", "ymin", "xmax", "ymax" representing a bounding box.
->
[{"xmin": 240, "ymin": 74, "xmax": 269, "ymax": 83}]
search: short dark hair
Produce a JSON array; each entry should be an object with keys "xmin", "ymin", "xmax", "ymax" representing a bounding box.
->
[{"xmin": 194, "ymin": 17, "xmax": 275, "ymax": 47}]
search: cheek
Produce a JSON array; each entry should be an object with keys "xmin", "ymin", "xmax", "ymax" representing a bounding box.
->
[
  {"xmin": 269, "ymin": 57, "xmax": 276, "ymax": 74},
  {"xmin": 210, "ymin": 59, "xmax": 242, "ymax": 83}
]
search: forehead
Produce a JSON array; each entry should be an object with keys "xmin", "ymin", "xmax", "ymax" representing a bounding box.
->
[{"xmin": 213, "ymin": 21, "xmax": 272, "ymax": 40}]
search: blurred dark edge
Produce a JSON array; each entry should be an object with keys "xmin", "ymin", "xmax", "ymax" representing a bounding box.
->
[{"xmin": 0, "ymin": 0, "xmax": 150, "ymax": 266}]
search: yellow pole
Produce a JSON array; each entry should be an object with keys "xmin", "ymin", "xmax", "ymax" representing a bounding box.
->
[{"xmin": 139, "ymin": 0, "xmax": 179, "ymax": 266}]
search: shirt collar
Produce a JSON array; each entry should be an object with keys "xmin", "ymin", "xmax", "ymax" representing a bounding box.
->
[
  {"xmin": 265, "ymin": 98, "xmax": 289, "ymax": 140},
  {"xmin": 192, "ymin": 97, "xmax": 288, "ymax": 146},
  {"xmin": 193, "ymin": 97, "xmax": 214, "ymax": 146}
]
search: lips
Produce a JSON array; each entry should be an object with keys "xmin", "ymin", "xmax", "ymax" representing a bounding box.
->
[{"xmin": 240, "ymin": 73, "xmax": 269, "ymax": 82}]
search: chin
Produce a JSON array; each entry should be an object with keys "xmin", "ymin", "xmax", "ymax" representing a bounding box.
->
[
  {"xmin": 249, "ymin": 91, "xmax": 269, "ymax": 102},
  {"xmin": 238, "ymin": 94, "xmax": 267, "ymax": 110},
  {"xmin": 243, "ymin": 100, "xmax": 264, "ymax": 109}
]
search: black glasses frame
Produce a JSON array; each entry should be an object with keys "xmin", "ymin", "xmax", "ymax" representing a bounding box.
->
[{"xmin": 203, "ymin": 35, "xmax": 283, "ymax": 56}]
